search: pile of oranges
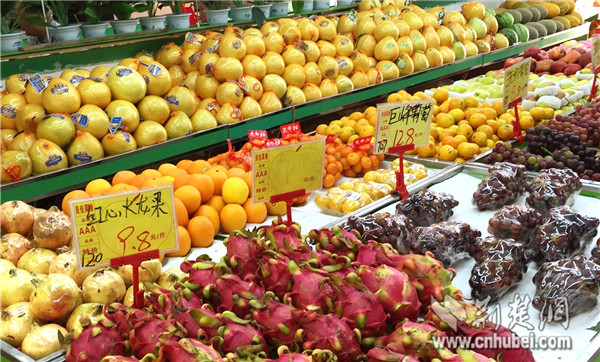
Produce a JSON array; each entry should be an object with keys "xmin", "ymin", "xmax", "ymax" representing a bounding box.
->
[
  {"xmin": 61, "ymin": 159, "xmax": 269, "ymax": 257},
  {"xmin": 315, "ymin": 107, "xmax": 378, "ymax": 143}
]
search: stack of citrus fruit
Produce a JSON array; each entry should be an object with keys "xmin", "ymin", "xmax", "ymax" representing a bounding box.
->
[{"xmin": 61, "ymin": 159, "xmax": 269, "ymax": 256}]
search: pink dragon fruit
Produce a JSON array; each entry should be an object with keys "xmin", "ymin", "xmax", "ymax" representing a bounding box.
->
[
  {"xmin": 180, "ymin": 256, "xmax": 229, "ymax": 290},
  {"xmin": 66, "ymin": 320, "xmax": 129, "ymax": 362},
  {"xmin": 102, "ymin": 303, "xmax": 146, "ymax": 336},
  {"xmin": 357, "ymin": 241, "xmax": 462, "ymax": 308},
  {"xmin": 378, "ymin": 320, "xmax": 455, "ymax": 360},
  {"xmin": 252, "ymin": 293, "xmax": 301, "ymax": 347},
  {"xmin": 156, "ymin": 338, "xmax": 221, "ymax": 361},
  {"xmin": 354, "ymin": 265, "xmax": 420, "ymax": 323},
  {"xmin": 283, "ymin": 260, "xmax": 337, "ymax": 314},
  {"xmin": 297, "ymin": 311, "xmax": 362, "ymax": 362},
  {"xmin": 307, "ymin": 226, "xmax": 361, "ymax": 261},
  {"xmin": 257, "ymin": 251, "xmax": 293, "ymax": 299},
  {"xmin": 443, "ymin": 348, "xmax": 497, "ymax": 361},
  {"xmin": 174, "ymin": 304, "xmax": 221, "ymax": 340},
  {"xmin": 224, "ymin": 228, "xmax": 263, "ymax": 281},
  {"xmin": 271, "ymin": 345, "xmax": 336, "ymax": 362},
  {"xmin": 333, "ymin": 276, "xmax": 388, "ymax": 339},
  {"xmin": 143, "ymin": 282, "xmax": 204, "ymax": 317},
  {"xmin": 259, "ymin": 220, "xmax": 313, "ymax": 262},
  {"xmin": 213, "ymin": 311, "xmax": 267, "ymax": 357},
  {"xmin": 206, "ymin": 273, "xmax": 265, "ymax": 319},
  {"xmin": 365, "ymin": 348, "xmax": 419, "ymax": 362},
  {"xmin": 100, "ymin": 357, "xmax": 141, "ymax": 362},
  {"xmin": 129, "ymin": 314, "xmax": 185, "ymax": 358}
]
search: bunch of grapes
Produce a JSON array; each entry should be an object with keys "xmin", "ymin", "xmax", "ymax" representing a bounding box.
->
[{"xmin": 549, "ymin": 103, "xmax": 600, "ymax": 148}]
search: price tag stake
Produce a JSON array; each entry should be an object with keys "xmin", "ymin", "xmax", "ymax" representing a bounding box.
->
[
  {"xmin": 270, "ymin": 189, "xmax": 306, "ymax": 225},
  {"xmin": 110, "ymin": 249, "xmax": 159, "ymax": 309},
  {"xmin": 389, "ymin": 144, "xmax": 414, "ymax": 200},
  {"xmin": 502, "ymin": 57, "xmax": 530, "ymax": 144}
]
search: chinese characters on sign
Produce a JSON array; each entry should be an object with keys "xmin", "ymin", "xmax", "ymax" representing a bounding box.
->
[
  {"xmin": 251, "ymin": 139, "xmax": 325, "ymax": 203},
  {"xmin": 69, "ymin": 186, "xmax": 179, "ymax": 269},
  {"xmin": 374, "ymin": 99, "xmax": 433, "ymax": 154},
  {"xmin": 503, "ymin": 57, "xmax": 531, "ymax": 109}
]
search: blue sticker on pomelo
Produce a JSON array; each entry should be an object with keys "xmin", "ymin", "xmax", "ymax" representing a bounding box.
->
[
  {"xmin": 45, "ymin": 154, "xmax": 63, "ymax": 167},
  {"xmin": 73, "ymin": 152, "xmax": 93, "ymax": 163},
  {"xmin": 116, "ymin": 68, "xmax": 133, "ymax": 77},
  {"xmin": 166, "ymin": 95, "xmax": 180, "ymax": 105},
  {"xmin": 109, "ymin": 117, "xmax": 124, "ymax": 135},
  {"xmin": 1, "ymin": 105, "xmax": 17, "ymax": 119}
]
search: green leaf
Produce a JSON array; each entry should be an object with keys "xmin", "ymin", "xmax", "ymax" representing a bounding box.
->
[
  {"xmin": 587, "ymin": 321, "xmax": 600, "ymax": 341},
  {"xmin": 251, "ymin": 6, "xmax": 266, "ymax": 27},
  {"xmin": 24, "ymin": 16, "xmax": 56, "ymax": 28}
]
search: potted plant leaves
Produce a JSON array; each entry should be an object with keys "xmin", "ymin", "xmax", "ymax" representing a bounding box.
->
[
  {"xmin": 269, "ymin": 0, "xmax": 289, "ymax": 17},
  {"xmin": 25, "ymin": 0, "xmax": 81, "ymax": 42},
  {"xmin": 203, "ymin": 1, "xmax": 229, "ymax": 26},
  {"xmin": 138, "ymin": 1, "xmax": 166, "ymax": 31},
  {"xmin": 0, "ymin": 1, "xmax": 26, "ymax": 52},
  {"xmin": 80, "ymin": 1, "xmax": 109, "ymax": 38},
  {"xmin": 230, "ymin": 0, "xmax": 252, "ymax": 23},
  {"xmin": 254, "ymin": 0, "xmax": 272, "ymax": 18},
  {"xmin": 106, "ymin": 1, "xmax": 139, "ymax": 34},
  {"xmin": 163, "ymin": 1, "xmax": 191, "ymax": 30}
]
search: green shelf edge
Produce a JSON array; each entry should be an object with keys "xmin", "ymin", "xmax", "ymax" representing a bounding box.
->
[{"xmin": 0, "ymin": 23, "xmax": 589, "ymax": 203}]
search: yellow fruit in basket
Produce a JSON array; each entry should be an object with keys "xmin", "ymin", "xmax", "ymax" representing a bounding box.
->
[
  {"xmin": 304, "ymin": 62, "xmax": 322, "ymax": 85},
  {"xmin": 355, "ymin": 34, "xmax": 377, "ymax": 58},
  {"xmin": 88, "ymin": 66, "xmax": 109, "ymax": 81},
  {"xmin": 242, "ymin": 55, "xmax": 267, "ymax": 80},
  {"xmin": 202, "ymin": 32, "xmax": 222, "ymax": 51},
  {"xmin": 107, "ymin": 66, "xmax": 146, "ymax": 104},
  {"xmin": 5, "ymin": 73, "xmax": 29, "ymax": 94},
  {"xmin": 350, "ymin": 70, "xmax": 369, "ymax": 89},
  {"xmin": 76, "ymin": 78, "xmax": 111, "ymax": 109},
  {"xmin": 279, "ymin": 22, "xmax": 301, "ymax": 45},
  {"xmin": 438, "ymin": 145, "xmax": 457, "ymax": 161},
  {"xmin": 198, "ymin": 98, "xmax": 220, "ymax": 115},
  {"xmin": 216, "ymin": 102, "xmax": 243, "ymax": 124},
  {"xmin": 59, "ymin": 69, "xmax": 87, "ymax": 86},
  {"xmin": 1, "ymin": 93, "xmax": 26, "ymax": 129},
  {"xmin": 23, "ymin": 77, "xmax": 46, "ymax": 105},
  {"xmin": 197, "ymin": 52, "xmax": 220, "ymax": 75},
  {"xmin": 155, "ymin": 42, "xmax": 183, "ymax": 68},
  {"xmin": 136, "ymin": 60, "xmax": 171, "ymax": 96},
  {"xmin": 376, "ymin": 60, "xmax": 399, "ymax": 80},
  {"xmin": 374, "ymin": 36, "xmax": 399, "ymax": 61},
  {"xmin": 216, "ymin": 82, "xmax": 244, "ymax": 107},
  {"xmin": 190, "ymin": 108, "xmax": 218, "ymax": 132},
  {"xmin": 101, "ymin": 130, "xmax": 136, "ymax": 156},
  {"xmin": 119, "ymin": 57, "xmax": 140, "ymax": 70},
  {"xmin": 261, "ymin": 74, "xmax": 287, "ymax": 99},
  {"xmin": 28, "ymin": 139, "xmax": 68, "ymax": 174},
  {"xmin": 222, "ymin": 177, "xmax": 249, "ymax": 205},
  {"xmin": 36, "ymin": 114, "xmax": 75, "ymax": 148},
  {"xmin": 42, "ymin": 78, "xmax": 81, "ymax": 115},
  {"xmin": 350, "ymin": 50, "xmax": 369, "ymax": 72},
  {"xmin": 282, "ymin": 45, "xmax": 306, "ymax": 66},
  {"xmin": 334, "ymin": 75, "xmax": 353, "ymax": 93},
  {"xmin": 134, "ymin": 120, "xmax": 167, "ymax": 147},
  {"xmin": 266, "ymin": 200, "xmax": 287, "ymax": 216},
  {"xmin": 337, "ymin": 56, "xmax": 354, "ymax": 77},
  {"xmin": 318, "ymin": 55, "xmax": 339, "ymax": 80},
  {"xmin": 164, "ymin": 111, "xmax": 192, "ymax": 139},
  {"xmin": 106, "ymin": 100, "xmax": 140, "ymax": 133},
  {"xmin": 258, "ymin": 91, "xmax": 283, "ymax": 114},
  {"xmin": 315, "ymin": 16, "xmax": 336, "ymax": 41},
  {"xmin": 264, "ymin": 31, "xmax": 285, "ymax": 54},
  {"xmin": 212, "ymin": 57, "xmax": 242, "ymax": 82},
  {"xmin": 436, "ymin": 113, "xmax": 455, "ymax": 128},
  {"xmin": 218, "ymin": 35, "xmax": 247, "ymax": 60},
  {"xmin": 497, "ymin": 123, "xmax": 514, "ymax": 141},
  {"xmin": 240, "ymin": 75, "xmax": 263, "ymax": 100},
  {"xmin": 297, "ymin": 40, "xmax": 319, "ymax": 63},
  {"xmin": 366, "ymin": 67, "xmax": 383, "ymax": 85},
  {"xmin": 262, "ymin": 51, "xmax": 285, "ymax": 76},
  {"xmin": 182, "ymin": 33, "xmax": 205, "ymax": 51},
  {"xmin": 239, "ymin": 97, "xmax": 262, "ymax": 119},
  {"xmin": 14, "ymin": 104, "xmax": 44, "ymax": 133},
  {"xmin": 319, "ymin": 79, "xmax": 338, "ymax": 98},
  {"xmin": 168, "ymin": 65, "xmax": 185, "ymax": 87},
  {"xmin": 195, "ymin": 74, "xmax": 220, "ymax": 100},
  {"xmin": 330, "ymin": 35, "xmax": 353, "ymax": 58},
  {"xmin": 283, "ymin": 86, "xmax": 307, "ymax": 107},
  {"xmin": 138, "ymin": 96, "xmax": 171, "ymax": 125},
  {"xmin": 75, "ymin": 104, "xmax": 110, "ymax": 139},
  {"xmin": 298, "ymin": 18, "xmax": 319, "ymax": 41},
  {"xmin": 165, "ymin": 86, "xmax": 198, "ymax": 117},
  {"xmin": 471, "ymin": 131, "xmax": 487, "ymax": 147},
  {"xmin": 353, "ymin": 16, "xmax": 376, "ymax": 39},
  {"xmin": 433, "ymin": 88, "xmax": 449, "ymax": 104},
  {"xmin": 302, "ymin": 83, "xmax": 322, "ymax": 102},
  {"xmin": 282, "ymin": 64, "xmax": 306, "ymax": 88},
  {"xmin": 243, "ymin": 35, "xmax": 266, "ymax": 57},
  {"xmin": 457, "ymin": 142, "xmax": 478, "ymax": 160},
  {"xmin": 396, "ymin": 36, "xmax": 413, "ymax": 57}
]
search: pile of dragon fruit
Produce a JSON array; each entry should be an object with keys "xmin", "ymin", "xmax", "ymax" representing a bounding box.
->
[{"xmin": 67, "ymin": 220, "xmax": 535, "ymax": 362}]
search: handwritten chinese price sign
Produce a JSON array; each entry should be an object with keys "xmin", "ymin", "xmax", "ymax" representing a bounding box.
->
[
  {"xmin": 374, "ymin": 99, "xmax": 433, "ymax": 154},
  {"xmin": 252, "ymin": 139, "xmax": 325, "ymax": 203},
  {"xmin": 69, "ymin": 186, "xmax": 179, "ymax": 269},
  {"xmin": 503, "ymin": 57, "xmax": 531, "ymax": 109}
]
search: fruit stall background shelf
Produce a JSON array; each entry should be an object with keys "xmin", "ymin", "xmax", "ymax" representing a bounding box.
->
[
  {"xmin": 368, "ymin": 163, "xmax": 600, "ymax": 362},
  {"xmin": 0, "ymin": 23, "xmax": 592, "ymax": 203}
]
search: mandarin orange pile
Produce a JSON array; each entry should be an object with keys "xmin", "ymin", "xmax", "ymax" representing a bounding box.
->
[{"xmin": 61, "ymin": 159, "xmax": 269, "ymax": 257}]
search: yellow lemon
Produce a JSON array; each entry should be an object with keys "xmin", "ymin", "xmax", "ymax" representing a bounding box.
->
[{"xmin": 221, "ymin": 177, "xmax": 250, "ymax": 205}]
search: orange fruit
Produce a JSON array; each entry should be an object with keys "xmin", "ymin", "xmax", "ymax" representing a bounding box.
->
[
  {"xmin": 188, "ymin": 174, "xmax": 215, "ymax": 202},
  {"xmin": 62, "ymin": 190, "xmax": 90, "ymax": 215},
  {"xmin": 441, "ymin": 136, "xmax": 459, "ymax": 149},
  {"xmin": 188, "ymin": 160, "xmax": 212, "ymax": 174},
  {"xmin": 349, "ymin": 111, "xmax": 363, "ymax": 121},
  {"xmin": 448, "ymin": 97, "xmax": 464, "ymax": 110},
  {"xmin": 171, "ymin": 169, "xmax": 191, "ymax": 189},
  {"xmin": 205, "ymin": 168, "xmax": 228, "ymax": 195},
  {"xmin": 112, "ymin": 170, "xmax": 136, "ymax": 186},
  {"xmin": 497, "ymin": 123, "xmax": 514, "ymax": 141},
  {"xmin": 174, "ymin": 197, "xmax": 189, "ymax": 227},
  {"xmin": 226, "ymin": 167, "xmax": 246, "ymax": 179},
  {"xmin": 109, "ymin": 183, "xmax": 138, "ymax": 194},
  {"xmin": 187, "ymin": 216, "xmax": 215, "ymax": 247},
  {"xmin": 205, "ymin": 195, "xmax": 226, "ymax": 213},
  {"xmin": 222, "ymin": 177, "xmax": 249, "ymax": 205},
  {"xmin": 85, "ymin": 178, "xmax": 112, "ymax": 196},
  {"xmin": 481, "ymin": 107, "xmax": 497, "ymax": 120},
  {"xmin": 212, "ymin": 165, "xmax": 228, "ymax": 173},
  {"xmin": 176, "ymin": 159, "xmax": 193, "ymax": 171},
  {"xmin": 141, "ymin": 169, "xmax": 162, "ymax": 179},
  {"xmin": 158, "ymin": 163, "xmax": 177, "ymax": 176},
  {"xmin": 492, "ymin": 100, "xmax": 503, "ymax": 116},
  {"xmin": 242, "ymin": 199, "xmax": 267, "ymax": 224},
  {"xmin": 242, "ymin": 172, "xmax": 253, "ymax": 192},
  {"xmin": 166, "ymin": 226, "xmax": 191, "ymax": 257},
  {"xmin": 129, "ymin": 174, "xmax": 150, "ymax": 188},
  {"xmin": 220, "ymin": 204, "xmax": 247, "ymax": 234},
  {"xmin": 174, "ymin": 185, "xmax": 201, "ymax": 214},
  {"xmin": 433, "ymin": 88, "xmax": 449, "ymax": 104},
  {"xmin": 468, "ymin": 113, "xmax": 487, "ymax": 129},
  {"xmin": 142, "ymin": 176, "xmax": 174, "ymax": 189},
  {"xmin": 193, "ymin": 205, "xmax": 220, "ymax": 234}
]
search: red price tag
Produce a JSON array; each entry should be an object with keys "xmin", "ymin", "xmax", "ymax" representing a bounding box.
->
[
  {"xmin": 325, "ymin": 134, "xmax": 338, "ymax": 143},
  {"xmin": 248, "ymin": 130, "xmax": 268, "ymax": 141},
  {"xmin": 266, "ymin": 139, "xmax": 282, "ymax": 148},
  {"xmin": 280, "ymin": 122, "xmax": 301, "ymax": 139},
  {"xmin": 352, "ymin": 136, "xmax": 373, "ymax": 150}
]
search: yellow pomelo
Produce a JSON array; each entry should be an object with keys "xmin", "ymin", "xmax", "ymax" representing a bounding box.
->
[
  {"xmin": 107, "ymin": 66, "xmax": 147, "ymax": 104},
  {"xmin": 283, "ymin": 64, "xmax": 306, "ymax": 88},
  {"xmin": 239, "ymin": 97, "xmax": 262, "ymax": 119},
  {"xmin": 243, "ymin": 35, "xmax": 266, "ymax": 56},
  {"xmin": 101, "ymin": 130, "xmax": 137, "ymax": 156},
  {"xmin": 133, "ymin": 121, "xmax": 168, "ymax": 147},
  {"xmin": 77, "ymin": 78, "xmax": 111, "ymax": 108},
  {"xmin": 258, "ymin": 91, "xmax": 283, "ymax": 114},
  {"xmin": 137, "ymin": 60, "xmax": 172, "ymax": 96},
  {"xmin": 15, "ymin": 104, "xmax": 44, "ymax": 133},
  {"xmin": 28, "ymin": 139, "xmax": 68, "ymax": 174},
  {"xmin": 304, "ymin": 62, "xmax": 323, "ymax": 85},
  {"xmin": 195, "ymin": 74, "xmax": 220, "ymax": 99},
  {"xmin": 213, "ymin": 57, "xmax": 243, "ymax": 82},
  {"xmin": 218, "ymin": 35, "xmax": 247, "ymax": 60},
  {"xmin": 216, "ymin": 82, "xmax": 244, "ymax": 107},
  {"xmin": 216, "ymin": 102, "xmax": 243, "ymax": 124},
  {"xmin": 261, "ymin": 74, "xmax": 287, "ymax": 99},
  {"xmin": 75, "ymin": 104, "xmax": 110, "ymax": 139},
  {"xmin": 137, "ymin": 96, "xmax": 171, "ymax": 125},
  {"xmin": 190, "ymin": 109, "xmax": 218, "ymax": 132},
  {"xmin": 165, "ymin": 86, "xmax": 198, "ymax": 116},
  {"xmin": 1, "ymin": 93, "xmax": 26, "ymax": 129},
  {"xmin": 106, "ymin": 100, "xmax": 140, "ymax": 133},
  {"xmin": 262, "ymin": 51, "xmax": 285, "ymax": 76},
  {"xmin": 5, "ymin": 74, "xmax": 29, "ymax": 94},
  {"xmin": 302, "ymin": 83, "xmax": 322, "ymax": 101},
  {"xmin": 155, "ymin": 42, "xmax": 183, "ymax": 68},
  {"xmin": 42, "ymin": 78, "xmax": 81, "ymax": 114}
]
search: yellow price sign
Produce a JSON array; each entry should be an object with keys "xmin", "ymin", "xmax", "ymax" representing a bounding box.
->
[
  {"xmin": 69, "ymin": 186, "xmax": 179, "ymax": 269},
  {"xmin": 252, "ymin": 139, "xmax": 325, "ymax": 203},
  {"xmin": 503, "ymin": 57, "xmax": 531, "ymax": 109},
  {"xmin": 374, "ymin": 99, "xmax": 433, "ymax": 154},
  {"xmin": 593, "ymin": 36, "xmax": 600, "ymax": 72}
]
